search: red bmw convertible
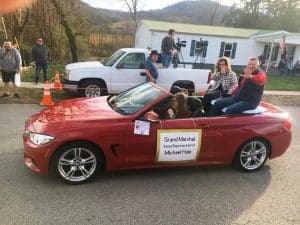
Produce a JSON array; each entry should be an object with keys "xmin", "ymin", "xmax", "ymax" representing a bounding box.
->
[{"xmin": 23, "ymin": 82, "xmax": 292, "ymax": 184}]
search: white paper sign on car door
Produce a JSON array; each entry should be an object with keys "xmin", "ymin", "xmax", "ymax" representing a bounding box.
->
[
  {"xmin": 134, "ymin": 120, "xmax": 150, "ymax": 136},
  {"xmin": 155, "ymin": 129, "xmax": 202, "ymax": 163}
]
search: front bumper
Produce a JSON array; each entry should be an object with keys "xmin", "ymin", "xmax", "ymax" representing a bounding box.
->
[
  {"xmin": 23, "ymin": 133, "xmax": 59, "ymax": 175},
  {"xmin": 61, "ymin": 78, "xmax": 78, "ymax": 92}
]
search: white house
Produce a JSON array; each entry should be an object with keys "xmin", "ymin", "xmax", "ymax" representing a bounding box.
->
[{"xmin": 135, "ymin": 20, "xmax": 300, "ymax": 68}]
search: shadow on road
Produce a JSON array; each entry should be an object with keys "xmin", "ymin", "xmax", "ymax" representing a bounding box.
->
[{"xmin": 16, "ymin": 162, "xmax": 272, "ymax": 225}]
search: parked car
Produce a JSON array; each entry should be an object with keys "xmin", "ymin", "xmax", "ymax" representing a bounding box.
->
[
  {"xmin": 62, "ymin": 48, "xmax": 212, "ymax": 97},
  {"xmin": 23, "ymin": 83, "xmax": 292, "ymax": 184}
]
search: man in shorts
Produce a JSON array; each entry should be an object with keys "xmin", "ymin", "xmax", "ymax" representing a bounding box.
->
[{"xmin": 0, "ymin": 40, "xmax": 22, "ymax": 98}]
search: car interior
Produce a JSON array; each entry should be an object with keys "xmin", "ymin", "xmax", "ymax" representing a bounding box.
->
[{"xmin": 152, "ymin": 86, "xmax": 205, "ymax": 119}]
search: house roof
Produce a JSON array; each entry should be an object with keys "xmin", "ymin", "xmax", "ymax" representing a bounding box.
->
[
  {"xmin": 141, "ymin": 20, "xmax": 278, "ymax": 38},
  {"xmin": 252, "ymin": 31, "xmax": 300, "ymax": 44}
]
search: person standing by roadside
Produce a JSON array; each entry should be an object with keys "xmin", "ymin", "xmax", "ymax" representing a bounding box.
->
[
  {"xmin": 161, "ymin": 29, "xmax": 176, "ymax": 68},
  {"xmin": 145, "ymin": 50, "xmax": 159, "ymax": 83},
  {"xmin": 32, "ymin": 38, "xmax": 50, "ymax": 84},
  {"xmin": 0, "ymin": 40, "xmax": 22, "ymax": 98}
]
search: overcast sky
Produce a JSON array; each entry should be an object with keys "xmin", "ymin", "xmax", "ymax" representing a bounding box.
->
[{"xmin": 82, "ymin": 0, "xmax": 237, "ymax": 11}]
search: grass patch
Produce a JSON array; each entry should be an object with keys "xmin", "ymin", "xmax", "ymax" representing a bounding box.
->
[
  {"xmin": 265, "ymin": 73, "xmax": 300, "ymax": 91},
  {"xmin": 0, "ymin": 87, "xmax": 74, "ymax": 104},
  {"xmin": 1, "ymin": 86, "xmax": 299, "ymax": 107},
  {"xmin": 2, "ymin": 65, "xmax": 299, "ymax": 105},
  {"xmin": 21, "ymin": 64, "xmax": 64, "ymax": 82},
  {"xmin": 21, "ymin": 64, "xmax": 300, "ymax": 91}
]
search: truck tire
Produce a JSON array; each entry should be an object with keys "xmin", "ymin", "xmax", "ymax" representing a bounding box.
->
[{"xmin": 79, "ymin": 79, "xmax": 107, "ymax": 97}]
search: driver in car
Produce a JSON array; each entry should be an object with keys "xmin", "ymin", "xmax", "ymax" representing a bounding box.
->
[{"xmin": 167, "ymin": 92, "xmax": 191, "ymax": 119}]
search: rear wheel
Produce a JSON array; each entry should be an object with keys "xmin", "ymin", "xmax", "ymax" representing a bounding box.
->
[
  {"xmin": 79, "ymin": 79, "xmax": 107, "ymax": 97},
  {"xmin": 233, "ymin": 139, "xmax": 269, "ymax": 172},
  {"xmin": 52, "ymin": 142, "xmax": 104, "ymax": 184}
]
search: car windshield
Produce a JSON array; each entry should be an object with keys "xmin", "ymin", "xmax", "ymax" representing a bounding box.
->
[
  {"xmin": 108, "ymin": 83, "xmax": 166, "ymax": 115},
  {"xmin": 104, "ymin": 50, "xmax": 126, "ymax": 66}
]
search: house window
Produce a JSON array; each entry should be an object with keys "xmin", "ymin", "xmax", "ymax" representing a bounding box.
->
[
  {"xmin": 219, "ymin": 42, "xmax": 237, "ymax": 59},
  {"xmin": 190, "ymin": 40, "xmax": 208, "ymax": 57},
  {"xmin": 263, "ymin": 44, "xmax": 279, "ymax": 61},
  {"xmin": 287, "ymin": 46, "xmax": 296, "ymax": 61}
]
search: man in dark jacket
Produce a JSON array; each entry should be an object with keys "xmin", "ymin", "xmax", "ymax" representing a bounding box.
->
[
  {"xmin": 207, "ymin": 57, "xmax": 267, "ymax": 116},
  {"xmin": 32, "ymin": 38, "xmax": 50, "ymax": 84},
  {"xmin": 161, "ymin": 29, "xmax": 176, "ymax": 68}
]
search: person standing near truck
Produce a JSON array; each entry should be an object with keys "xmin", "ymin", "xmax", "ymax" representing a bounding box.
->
[
  {"xmin": 161, "ymin": 29, "xmax": 176, "ymax": 68},
  {"xmin": 145, "ymin": 50, "xmax": 159, "ymax": 83},
  {"xmin": 32, "ymin": 37, "xmax": 50, "ymax": 84}
]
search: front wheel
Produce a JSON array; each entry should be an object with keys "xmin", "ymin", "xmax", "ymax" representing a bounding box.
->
[
  {"xmin": 79, "ymin": 80, "xmax": 107, "ymax": 97},
  {"xmin": 233, "ymin": 139, "xmax": 270, "ymax": 172},
  {"xmin": 52, "ymin": 142, "xmax": 104, "ymax": 184}
]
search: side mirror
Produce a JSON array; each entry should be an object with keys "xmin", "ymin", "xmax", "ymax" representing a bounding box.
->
[
  {"xmin": 144, "ymin": 111, "xmax": 160, "ymax": 123},
  {"xmin": 116, "ymin": 63, "xmax": 124, "ymax": 69}
]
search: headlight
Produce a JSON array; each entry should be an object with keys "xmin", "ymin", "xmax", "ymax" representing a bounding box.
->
[
  {"xmin": 29, "ymin": 133, "xmax": 55, "ymax": 145},
  {"xmin": 64, "ymin": 69, "xmax": 70, "ymax": 80}
]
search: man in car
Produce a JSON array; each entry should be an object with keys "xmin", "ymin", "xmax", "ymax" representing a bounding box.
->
[
  {"xmin": 207, "ymin": 57, "xmax": 267, "ymax": 116},
  {"xmin": 145, "ymin": 50, "xmax": 159, "ymax": 83}
]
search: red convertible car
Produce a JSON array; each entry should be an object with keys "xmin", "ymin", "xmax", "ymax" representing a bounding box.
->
[{"xmin": 23, "ymin": 83, "xmax": 292, "ymax": 184}]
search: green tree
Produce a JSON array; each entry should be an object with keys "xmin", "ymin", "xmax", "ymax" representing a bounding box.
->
[
  {"xmin": 263, "ymin": 0, "xmax": 300, "ymax": 32},
  {"xmin": 223, "ymin": 0, "xmax": 267, "ymax": 28},
  {"xmin": 223, "ymin": 0, "xmax": 300, "ymax": 32}
]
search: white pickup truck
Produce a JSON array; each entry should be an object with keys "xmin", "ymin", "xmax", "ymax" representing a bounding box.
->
[{"xmin": 62, "ymin": 48, "xmax": 212, "ymax": 97}]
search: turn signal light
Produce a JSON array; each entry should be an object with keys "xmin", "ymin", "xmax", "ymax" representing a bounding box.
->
[{"xmin": 284, "ymin": 119, "xmax": 292, "ymax": 131}]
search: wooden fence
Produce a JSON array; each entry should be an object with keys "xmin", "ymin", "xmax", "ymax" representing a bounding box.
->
[{"xmin": 89, "ymin": 33, "xmax": 134, "ymax": 57}]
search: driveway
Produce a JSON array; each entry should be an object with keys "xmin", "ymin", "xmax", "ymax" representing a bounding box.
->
[{"xmin": 0, "ymin": 104, "xmax": 299, "ymax": 225}]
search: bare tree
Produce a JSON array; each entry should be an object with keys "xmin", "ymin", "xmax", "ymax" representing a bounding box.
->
[
  {"xmin": 120, "ymin": 0, "xmax": 144, "ymax": 46},
  {"xmin": 0, "ymin": 17, "xmax": 8, "ymax": 39},
  {"xmin": 50, "ymin": 0, "xmax": 78, "ymax": 62},
  {"xmin": 13, "ymin": 8, "xmax": 30, "ymax": 43},
  {"xmin": 208, "ymin": 0, "xmax": 220, "ymax": 25}
]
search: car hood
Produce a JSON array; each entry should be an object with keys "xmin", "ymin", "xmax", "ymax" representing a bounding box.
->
[
  {"xmin": 65, "ymin": 61, "xmax": 104, "ymax": 70},
  {"xmin": 30, "ymin": 96, "xmax": 123, "ymax": 132}
]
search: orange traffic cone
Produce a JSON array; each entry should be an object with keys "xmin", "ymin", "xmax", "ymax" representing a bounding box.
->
[
  {"xmin": 40, "ymin": 81, "xmax": 54, "ymax": 106},
  {"xmin": 53, "ymin": 71, "xmax": 62, "ymax": 90}
]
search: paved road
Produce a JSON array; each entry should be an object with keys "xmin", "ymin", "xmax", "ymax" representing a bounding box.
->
[{"xmin": 0, "ymin": 105, "xmax": 299, "ymax": 225}]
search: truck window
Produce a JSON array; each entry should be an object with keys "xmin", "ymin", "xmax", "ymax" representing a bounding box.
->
[
  {"xmin": 118, "ymin": 53, "xmax": 145, "ymax": 69},
  {"xmin": 105, "ymin": 50, "xmax": 126, "ymax": 66}
]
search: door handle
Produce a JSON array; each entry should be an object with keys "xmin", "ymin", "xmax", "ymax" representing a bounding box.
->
[
  {"xmin": 196, "ymin": 124, "xmax": 210, "ymax": 128},
  {"xmin": 140, "ymin": 72, "xmax": 146, "ymax": 76}
]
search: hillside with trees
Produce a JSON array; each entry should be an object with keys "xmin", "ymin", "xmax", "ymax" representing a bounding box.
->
[{"xmin": 0, "ymin": 0, "xmax": 299, "ymax": 65}]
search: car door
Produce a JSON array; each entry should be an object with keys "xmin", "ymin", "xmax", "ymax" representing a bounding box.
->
[
  {"xmin": 123, "ymin": 116, "xmax": 206, "ymax": 167},
  {"xmin": 110, "ymin": 52, "xmax": 146, "ymax": 93},
  {"xmin": 123, "ymin": 118, "xmax": 162, "ymax": 167},
  {"xmin": 191, "ymin": 117, "xmax": 218, "ymax": 161}
]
